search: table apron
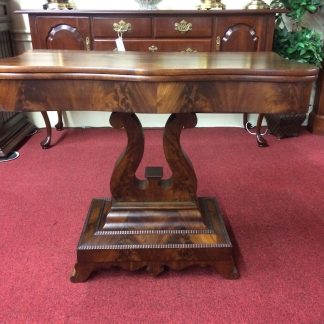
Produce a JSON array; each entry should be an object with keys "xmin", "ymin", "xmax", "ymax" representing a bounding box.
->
[{"xmin": 0, "ymin": 79, "xmax": 313, "ymax": 114}]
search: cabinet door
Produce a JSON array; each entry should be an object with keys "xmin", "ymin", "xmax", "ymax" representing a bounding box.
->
[
  {"xmin": 214, "ymin": 16, "xmax": 270, "ymax": 52},
  {"xmin": 31, "ymin": 17, "xmax": 90, "ymax": 50}
]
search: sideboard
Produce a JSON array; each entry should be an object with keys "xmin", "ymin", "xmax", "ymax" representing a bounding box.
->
[{"xmin": 18, "ymin": 9, "xmax": 286, "ymax": 147}]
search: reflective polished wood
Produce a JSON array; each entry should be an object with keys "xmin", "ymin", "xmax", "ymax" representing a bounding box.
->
[
  {"xmin": 20, "ymin": 9, "xmax": 286, "ymax": 147},
  {"xmin": 0, "ymin": 50, "xmax": 317, "ymax": 113},
  {"xmin": 0, "ymin": 50, "xmax": 318, "ymax": 281}
]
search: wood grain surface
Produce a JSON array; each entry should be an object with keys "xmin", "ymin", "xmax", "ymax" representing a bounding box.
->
[
  {"xmin": 0, "ymin": 49, "xmax": 317, "ymax": 280},
  {"xmin": 0, "ymin": 50, "xmax": 318, "ymax": 114}
]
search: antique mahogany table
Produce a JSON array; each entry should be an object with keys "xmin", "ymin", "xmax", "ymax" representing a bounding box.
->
[{"xmin": 0, "ymin": 50, "xmax": 318, "ymax": 281}]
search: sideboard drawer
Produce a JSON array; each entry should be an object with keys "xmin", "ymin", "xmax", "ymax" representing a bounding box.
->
[
  {"xmin": 154, "ymin": 17, "xmax": 213, "ymax": 38},
  {"xmin": 93, "ymin": 39, "xmax": 212, "ymax": 52},
  {"xmin": 93, "ymin": 40, "xmax": 155, "ymax": 51},
  {"xmin": 142, "ymin": 40, "xmax": 212, "ymax": 52},
  {"xmin": 92, "ymin": 17, "xmax": 152, "ymax": 38}
]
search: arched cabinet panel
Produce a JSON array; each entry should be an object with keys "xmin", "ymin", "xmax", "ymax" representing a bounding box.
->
[
  {"xmin": 30, "ymin": 17, "xmax": 90, "ymax": 50},
  {"xmin": 220, "ymin": 23, "xmax": 259, "ymax": 52},
  {"xmin": 214, "ymin": 15, "xmax": 270, "ymax": 52},
  {"xmin": 46, "ymin": 24, "xmax": 87, "ymax": 50}
]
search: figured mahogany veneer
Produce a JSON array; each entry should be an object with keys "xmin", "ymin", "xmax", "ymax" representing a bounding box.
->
[
  {"xmin": 0, "ymin": 51, "xmax": 316, "ymax": 113},
  {"xmin": 18, "ymin": 9, "xmax": 287, "ymax": 147},
  {"xmin": 0, "ymin": 50, "xmax": 317, "ymax": 281}
]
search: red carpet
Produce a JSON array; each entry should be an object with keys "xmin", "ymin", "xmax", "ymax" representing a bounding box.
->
[{"xmin": 0, "ymin": 127, "xmax": 323, "ymax": 323}]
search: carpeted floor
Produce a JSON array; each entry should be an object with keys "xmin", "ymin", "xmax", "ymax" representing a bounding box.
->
[{"xmin": 0, "ymin": 127, "xmax": 323, "ymax": 323}]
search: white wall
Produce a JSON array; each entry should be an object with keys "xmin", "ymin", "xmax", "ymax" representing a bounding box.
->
[{"xmin": 8, "ymin": 0, "xmax": 321, "ymax": 129}]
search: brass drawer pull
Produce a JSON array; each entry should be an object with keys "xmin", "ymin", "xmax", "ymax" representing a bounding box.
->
[
  {"xmin": 174, "ymin": 20, "xmax": 192, "ymax": 33},
  {"xmin": 181, "ymin": 48, "xmax": 197, "ymax": 53},
  {"xmin": 113, "ymin": 20, "xmax": 132, "ymax": 36},
  {"xmin": 85, "ymin": 36, "xmax": 91, "ymax": 51},
  {"xmin": 148, "ymin": 45, "xmax": 158, "ymax": 52},
  {"xmin": 216, "ymin": 36, "xmax": 221, "ymax": 51}
]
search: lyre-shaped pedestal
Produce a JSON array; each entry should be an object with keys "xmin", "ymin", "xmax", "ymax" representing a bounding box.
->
[{"xmin": 71, "ymin": 112, "xmax": 238, "ymax": 282}]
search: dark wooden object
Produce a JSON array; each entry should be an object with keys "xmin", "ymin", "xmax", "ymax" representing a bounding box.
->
[
  {"xmin": 0, "ymin": 50, "xmax": 317, "ymax": 280},
  {"xmin": 243, "ymin": 112, "xmax": 268, "ymax": 147},
  {"xmin": 0, "ymin": 0, "xmax": 35, "ymax": 157},
  {"xmin": 265, "ymin": 113, "xmax": 306, "ymax": 139},
  {"xmin": 0, "ymin": 113, "xmax": 35, "ymax": 157},
  {"xmin": 308, "ymin": 64, "xmax": 324, "ymax": 135},
  {"xmin": 19, "ymin": 9, "xmax": 285, "ymax": 147}
]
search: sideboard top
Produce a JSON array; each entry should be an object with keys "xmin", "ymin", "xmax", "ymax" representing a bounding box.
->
[
  {"xmin": 15, "ymin": 9, "xmax": 288, "ymax": 16},
  {"xmin": 0, "ymin": 50, "xmax": 317, "ymax": 81}
]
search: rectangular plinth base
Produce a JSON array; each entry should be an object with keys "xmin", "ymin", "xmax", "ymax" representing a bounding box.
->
[{"xmin": 71, "ymin": 198, "xmax": 238, "ymax": 282}]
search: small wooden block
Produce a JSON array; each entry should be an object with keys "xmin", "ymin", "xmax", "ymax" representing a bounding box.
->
[{"xmin": 145, "ymin": 166, "xmax": 163, "ymax": 179}]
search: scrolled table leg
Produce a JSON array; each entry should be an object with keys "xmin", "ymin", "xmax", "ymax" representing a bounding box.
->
[
  {"xmin": 55, "ymin": 111, "xmax": 64, "ymax": 131},
  {"xmin": 40, "ymin": 111, "xmax": 52, "ymax": 149},
  {"xmin": 256, "ymin": 113, "xmax": 268, "ymax": 147}
]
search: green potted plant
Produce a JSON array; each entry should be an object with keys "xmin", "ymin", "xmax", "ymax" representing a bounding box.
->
[{"xmin": 265, "ymin": 0, "xmax": 324, "ymax": 138}]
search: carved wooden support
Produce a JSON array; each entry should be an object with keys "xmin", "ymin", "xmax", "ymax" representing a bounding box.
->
[
  {"xmin": 109, "ymin": 112, "xmax": 198, "ymax": 202},
  {"xmin": 255, "ymin": 113, "xmax": 268, "ymax": 147},
  {"xmin": 163, "ymin": 113, "xmax": 198, "ymax": 201},
  {"xmin": 243, "ymin": 113, "xmax": 268, "ymax": 147},
  {"xmin": 40, "ymin": 111, "xmax": 64, "ymax": 149},
  {"xmin": 40, "ymin": 111, "xmax": 52, "ymax": 149},
  {"xmin": 71, "ymin": 113, "xmax": 238, "ymax": 281},
  {"xmin": 55, "ymin": 111, "xmax": 64, "ymax": 130}
]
